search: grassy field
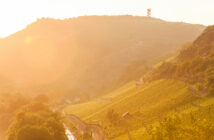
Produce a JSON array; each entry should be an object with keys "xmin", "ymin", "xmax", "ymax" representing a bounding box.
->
[
  {"xmin": 65, "ymin": 79, "xmax": 196, "ymax": 122},
  {"xmin": 113, "ymin": 97, "xmax": 214, "ymax": 140},
  {"xmin": 64, "ymin": 79, "xmax": 214, "ymax": 139}
]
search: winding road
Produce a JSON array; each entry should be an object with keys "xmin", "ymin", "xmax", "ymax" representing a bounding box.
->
[{"xmin": 67, "ymin": 114, "xmax": 108, "ymax": 140}]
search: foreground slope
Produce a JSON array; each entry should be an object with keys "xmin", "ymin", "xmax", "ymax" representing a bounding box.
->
[{"xmin": 0, "ymin": 16, "xmax": 204, "ymax": 98}]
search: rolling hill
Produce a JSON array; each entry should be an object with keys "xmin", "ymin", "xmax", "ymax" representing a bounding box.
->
[
  {"xmin": 147, "ymin": 25, "xmax": 214, "ymax": 95},
  {"xmin": 65, "ymin": 79, "xmax": 200, "ymax": 138},
  {"xmin": 0, "ymin": 16, "xmax": 204, "ymax": 99},
  {"xmin": 64, "ymin": 25, "xmax": 214, "ymax": 139}
]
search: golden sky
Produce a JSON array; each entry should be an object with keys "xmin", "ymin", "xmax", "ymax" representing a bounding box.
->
[{"xmin": 0, "ymin": 0, "xmax": 213, "ymax": 37}]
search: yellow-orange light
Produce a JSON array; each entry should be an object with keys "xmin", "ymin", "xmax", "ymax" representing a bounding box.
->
[{"xmin": 25, "ymin": 36, "xmax": 32, "ymax": 44}]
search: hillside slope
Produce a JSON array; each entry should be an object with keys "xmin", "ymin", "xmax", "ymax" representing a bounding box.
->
[
  {"xmin": 65, "ymin": 79, "xmax": 198, "ymax": 138},
  {"xmin": 147, "ymin": 25, "xmax": 214, "ymax": 96},
  {"xmin": 65, "ymin": 25, "xmax": 214, "ymax": 139},
  {"xmin": 65, "ymin": 79, "xmax": 195, "ymax": 120},
  {"xmin": 0, "ymin": 16, "xmax": 204, "ymax": 98}
]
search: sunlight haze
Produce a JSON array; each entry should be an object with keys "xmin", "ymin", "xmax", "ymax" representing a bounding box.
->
[
  {"xmin": 0, "ymin": 0, "xmax": 213, "ymax": 37},
  {"xmin": 1, "ymin": 0, "xmax": 214, "ymax": 139}
]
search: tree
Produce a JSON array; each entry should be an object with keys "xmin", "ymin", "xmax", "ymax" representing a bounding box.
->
[
  {"xmin": 7, "ymin": 102, "xmax": 68, "ymax": 140},
  {"xmin": 16, "ymin": 126, "xmax": 52, "ymax": 140},
  {"xmin": 107, "ymin": 109, "xmax": 121, "ymax": 126}
]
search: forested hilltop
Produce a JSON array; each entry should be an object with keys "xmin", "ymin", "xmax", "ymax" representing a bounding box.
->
[{"xmin": 0, "ymin": 16, "xmax": 204, "ymax": 100}]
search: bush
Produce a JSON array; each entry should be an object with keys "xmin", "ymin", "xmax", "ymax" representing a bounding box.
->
[{"xmin": 106, "ymin": 109, "xmax": 122, "ymax": 126}]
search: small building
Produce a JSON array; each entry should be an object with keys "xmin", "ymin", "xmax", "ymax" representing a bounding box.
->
[
  {"xmin": 136, "ymin": 78, "xmax": 144, "ymax": 87},
  {"xmin": 66, "ymin": 99, "xmax": 73, "ymax": 104},
  {"xmin": 122, "ymin": 112, "xmax": 132, "ymax": 120}
]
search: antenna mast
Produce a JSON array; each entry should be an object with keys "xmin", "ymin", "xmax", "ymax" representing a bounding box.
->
[{"xmin": 147, "ymin": 8, "xmax": 151, "ymax": 17}]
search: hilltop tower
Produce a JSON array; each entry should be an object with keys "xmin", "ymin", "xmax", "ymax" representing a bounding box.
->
[{"xmin": 147, "ymin": 8, "xmax": 151, "ymax": 17}]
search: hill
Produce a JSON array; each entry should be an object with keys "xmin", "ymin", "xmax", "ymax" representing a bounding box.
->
[
  {"xmin": 0, "ymin": 16, "xmax": 204, "ymax": 99},
  {"xmin": 147, "ymin": 25, "xmax": 214, "ymax": 96},
  {"xmin": 65, "ymin": 25, "xmax": 214, "ymax": 139},
  {"xmin": 65, "ymin": 79, "xmax": 198, "ymax": 138},
  {"xmin": 65, "ymin": 79, "xmax": 194, "ymax": 121}
]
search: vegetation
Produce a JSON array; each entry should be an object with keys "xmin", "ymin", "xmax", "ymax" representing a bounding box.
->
[
  {"xmin": 7, "ymin": 102, "xmax": 67, "ymax": 140},
  {"xmin": 145, "ymin": 103, "xmax": 214, "ymax": 140},
  {"xmin": 65, "ymin": 79, "xmax": 196, "ymax": 138},
  {"xmin": 111, "ymin": 97, "xmax": 214, "ymax": 140},
  {"xmin": 0, "ymin": 93, "xmax": 30, "ymax": 139},
  {"xmin": 146, "ymin": 26, "xmax": 214, "ymax": 96}
]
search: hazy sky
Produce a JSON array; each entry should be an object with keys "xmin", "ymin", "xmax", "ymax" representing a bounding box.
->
[{"xmin": 0, "ymin": 0, "xmax": 213, "ymax": 37}]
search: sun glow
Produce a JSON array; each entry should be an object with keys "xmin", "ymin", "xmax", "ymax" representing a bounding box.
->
[
  {"xmin": 25, "ymin": 36, "xmax": 33, "ymax": 44},
  {"xmin": 0, "ymin": 0, "xmax": 213, "ymax": 37}
]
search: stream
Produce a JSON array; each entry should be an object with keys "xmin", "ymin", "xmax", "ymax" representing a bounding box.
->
[{"xmin": 66, "ymin": 128, "xmax": 75, "ymax": 140}]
